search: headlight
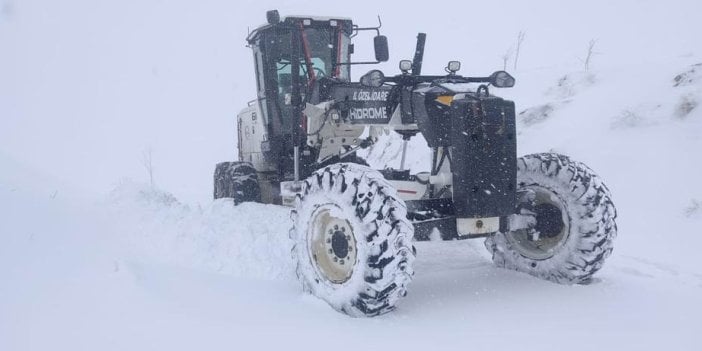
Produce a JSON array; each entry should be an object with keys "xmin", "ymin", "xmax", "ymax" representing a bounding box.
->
[
  {"xmin": 447, "ymin": 61, "xmax": 461, "ymax": 73},
  {"xmin": 360, "ymin": 70, "xmax": 385, "ymax": 87},
  {"xmin": 399, "ymin": 60, "xmax": 412, "ymax": 73},
  {"xmin": 489, "ymin": 71, "xmax": 516, "ymax": 88}
]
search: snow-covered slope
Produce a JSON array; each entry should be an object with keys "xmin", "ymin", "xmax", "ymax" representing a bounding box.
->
[{"xmin": 2, "ymin": 0, "xmax": 702, "ymax": 350}]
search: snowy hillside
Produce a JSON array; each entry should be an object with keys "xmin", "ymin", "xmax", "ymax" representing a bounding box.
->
[{"xmin": 2, "ymin": 0, "xmax": 702, "ymax": 350}]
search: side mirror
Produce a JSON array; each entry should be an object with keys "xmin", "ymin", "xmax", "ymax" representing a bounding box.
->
[
  {"xmin": 489, "ymin": 71, "xmax": 516, "ymax": 88},
  {"xmin": 374, "ymin": 35, "xmax": 389, "ymax": 62},
  {"xmin": 360, "ymin": 70, "xmax": 385, "ymax": 87}
]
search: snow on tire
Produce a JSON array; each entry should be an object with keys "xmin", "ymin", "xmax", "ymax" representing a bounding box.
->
[
  {"xmin": 290, "ymin": 163, "xmax": 416, "ymax": 317},
  {"xmin": 485, "ymin": 153, "xmax": 617, "ymax": 284},
  {"xmin": 213, "ymin": 162, "xmax": 261, "ymax": 204}
]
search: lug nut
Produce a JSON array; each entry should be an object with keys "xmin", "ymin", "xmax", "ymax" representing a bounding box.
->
[
  {"xmin": 339, "ymin": 260, "xmax": 345, "ymax": 265},
  {"xmin": 341, "ymin": 227, "xmax": 346, "ymax": 232},
  {"xmin": 328, "ymin": 249, "xmax": 333, "ymax": 254},
  {"xmin": 333, "ymin": 257, "xmax": 338, "ymax": 262},
  {"xmin": 334, "ymin": 225, "xmax": 339, "ymax": 230},
  {"xmin": 326, "ymin": 238, "xmax": 331, "ymax": 243}
]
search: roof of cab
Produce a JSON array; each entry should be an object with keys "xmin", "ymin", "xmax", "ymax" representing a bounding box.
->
[{"xmin": 246, "ymin": 15, "xmax": 354, "ymax": 43}]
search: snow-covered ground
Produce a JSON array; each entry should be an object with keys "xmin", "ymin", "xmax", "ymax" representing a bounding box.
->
[{"xmin": 2, "ymin": 0, "xmax": 702, "ymax": 350}]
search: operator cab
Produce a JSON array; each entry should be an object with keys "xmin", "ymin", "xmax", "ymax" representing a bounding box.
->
[
  {"xmin": 243, "ymin": 10, "xmax": 390, "ymax": 183},
  {"xmin": 246, "ymin": 14, "xmax": 353, "ymax": 136}
]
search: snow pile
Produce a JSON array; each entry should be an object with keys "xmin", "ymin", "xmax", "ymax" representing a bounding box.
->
[
  {"xmin": 360, "ymin": 131, "xmax": 430, "ymax": 173},
  {"xmin": 106, "ymin": 179, "xmax": 296, "ymax": 281}
]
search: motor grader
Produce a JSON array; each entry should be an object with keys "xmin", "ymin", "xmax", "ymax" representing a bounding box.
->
[{"xmin": 214, "ymin": 10, "xmax": 617, "ymax": 317}]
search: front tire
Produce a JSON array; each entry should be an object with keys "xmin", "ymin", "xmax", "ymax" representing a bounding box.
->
[
  {"xmin": 290, "ymin": 163, "xmax": 416, "ymax": 317},
  {"xmin": 485, "ymin": 153, "xmax": 617, "ymax": 284}
]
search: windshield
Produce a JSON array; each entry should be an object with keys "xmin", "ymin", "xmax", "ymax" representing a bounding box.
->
[
  {"xmin": 270, "ymin": 27, "xmax": 350, "ymax": 88},
  {"xmin": 301, "ymin": 27, "xmax": 350, "ymax": 81}
]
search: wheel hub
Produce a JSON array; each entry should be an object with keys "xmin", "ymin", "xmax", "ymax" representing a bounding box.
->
[
  {"xmin": 506, "ymin": 186, "xmax": 570, "ymax": 260},
  {"xmin": 533, "ymin": 203, "xmax": 565, "ymax": 238},
  {"xmin": 309, "ymin": 206, "xmax": 357, "ymax": 283},
  {"xmin": 331, "ymin": 229, "xmax": 350, "ymax": 259}
]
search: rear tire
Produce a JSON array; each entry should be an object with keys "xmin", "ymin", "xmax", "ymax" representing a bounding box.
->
[
  {"xmin": 290, "ymin": 163, "xmax": 416, "ymax": 317},
  {"xmin": 213, "ymin": 162, "xmax": 261, "ymax": 204},
  {"xmin": 485, "ymin": 153, "xmax": 617, "ymax": 284}
]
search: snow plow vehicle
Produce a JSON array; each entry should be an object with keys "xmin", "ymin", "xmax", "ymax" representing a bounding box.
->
[{"xmin": 214, "ymin": 10, "xmax": 617, "ymax": 317}]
